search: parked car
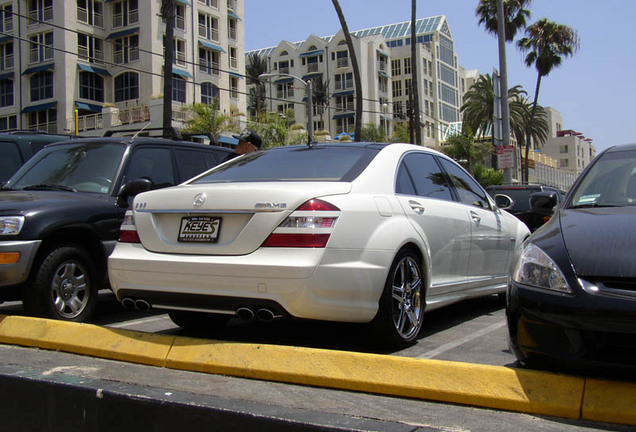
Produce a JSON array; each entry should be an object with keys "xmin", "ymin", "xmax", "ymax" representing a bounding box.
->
[
  {"xmin": 0, "ymin": 131, "xmax": 77, "ymax": 183},
  {"xmin": 0, "ymin": 128, "xmax": 233, "ymax": 322},
  {"xmin": 108, "ymin": 142, "xmax": 529, "ymax": 348},
  {"xmin": 486, "ymin": 184, "xmax": 566, "ymax": 232},
  {"xmin": 507, "ymin": 143, "xmax": 636, "ymax": 373}
]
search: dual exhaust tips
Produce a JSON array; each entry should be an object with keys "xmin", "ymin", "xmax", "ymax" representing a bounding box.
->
[{"xmin": 121, "ymin": 298, "xmax": 281, "ymax": 323}]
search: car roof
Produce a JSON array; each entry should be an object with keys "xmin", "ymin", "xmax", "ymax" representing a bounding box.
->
[{"xmin": 42, "ymin": 136, "xmax": 233, "ymax": 152}]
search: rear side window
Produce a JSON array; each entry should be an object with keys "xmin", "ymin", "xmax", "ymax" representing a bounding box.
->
[
  {"xmin": 124, "ymin": 147, "xmax": 175, "ymax": 188},
  {"xmin": 192, "ymin": 146, "xmax": 380, "ymax": 183},
  {"xmin": 438, "ymin": 158, "xmax": 491, "ymax": 209},
  {"xmin": 396, "ymin": 153, "xmax": 453, "ymax": 201},
  {"xmin": 174, "ymin": 147, "xmax": 230, "ymax": 181},
  {"xmin": 0, "ymin": 141, "xmax": 22, "ymax": 181}
]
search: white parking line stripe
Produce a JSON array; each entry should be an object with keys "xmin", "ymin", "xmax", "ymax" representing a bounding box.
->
[
  {"xmin": 107, "ymin": 316, "xmax": 170, "ymax": 329},
  {"xmin": 418, "ymin": 321, "xmax": 506, "ymax": 359}
]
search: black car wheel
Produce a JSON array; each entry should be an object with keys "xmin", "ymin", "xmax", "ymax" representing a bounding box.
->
[
  {"xmin": 373, "ymin": 248, "xmax": 424, "ymax": 348},
  {"xmin": 23, "ymin": 245, "xmax": 98, "ymax": 322}
]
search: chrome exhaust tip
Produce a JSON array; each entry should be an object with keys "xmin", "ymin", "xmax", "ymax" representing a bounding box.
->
[
  {"xmin": 134, "ymin": 299, "xmax": 151, "ymax": 311},
  {"xmin": 255, "ymin": 308, "xmax": 278, "ymax": 323},
  {"xmin": 121, "ymin": 297, "xmax": 136, "ymax": 310},
  {"xmin": 236, "ymin": 307, "xmax": 255, "ymax": 321}
]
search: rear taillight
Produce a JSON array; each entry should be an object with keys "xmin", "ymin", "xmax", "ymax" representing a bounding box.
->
[
  {"xmin": 262, "ymin": 199, "xmax": 340, "ymax": 248},
  {"xmin": 118, "ymin": 209, "xmax": 141, "ymax": 243}
]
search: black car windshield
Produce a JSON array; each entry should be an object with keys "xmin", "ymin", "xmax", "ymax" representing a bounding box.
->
[
  {"xmin": 191, "ymin": 145, "xmax": 381, "ymax": 183},
  {"xmin": 569, "ymin": 149, "xmax": 636, "ymax": 208},
  {"xmin": 10, "ymin": 143, "xmax": 126, "ymax": 194}
]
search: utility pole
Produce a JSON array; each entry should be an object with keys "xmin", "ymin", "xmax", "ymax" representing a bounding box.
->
[{"xmin": 161, "ymin": 0, "xmax": 175, "ymax": 136}]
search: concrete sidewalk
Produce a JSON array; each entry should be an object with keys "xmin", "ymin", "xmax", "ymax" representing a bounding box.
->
[{"xmin": 0, "ymin": 314, "xmax": 634, "ymax": 429}]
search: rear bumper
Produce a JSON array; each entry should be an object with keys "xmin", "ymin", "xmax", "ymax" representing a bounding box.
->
[{"xmin": 108, "ymin": 243, "xmax": 393, "ymax": 322}]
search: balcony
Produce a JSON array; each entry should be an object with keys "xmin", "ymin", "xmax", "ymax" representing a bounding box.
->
[
  {"xmin": 307, "ymin": 62, "xmax": 319, "ymax": 73},
  {"xmin": 0, "ymin": 54, "xmax": 13, "ymax": 70},
  {"xmin": 337, "ymin": 57, "xmax": 349, "ymax": 68},
  {"xmin": 1, "ymin": 17, "xmax": 13, "ymax": 33},
  {"xmin": 116, "ymin": 104, "xmax": 150, "ymax": 125},
  {"xmin": 66, "ymin": 113, "xmax": 103, "ymax": 132},
  {"xmin": 199, "ymin": 61, "xmax": 219, "ymax": 76}
]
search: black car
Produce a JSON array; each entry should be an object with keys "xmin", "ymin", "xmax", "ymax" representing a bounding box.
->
[
  {"xmin": 486, "ymin": 184, "xmax": 565, "ymax": 232},
  {"xmin": 0, "ymin": 129, "xmax": 232, "ymax": 322},
  {"xmin": 0, "ymin": 131, "xmax": 77, "ymax": 183},
  {"xmin": 507, "ymin": 143, "xmax": 636, "ymax": 374}
]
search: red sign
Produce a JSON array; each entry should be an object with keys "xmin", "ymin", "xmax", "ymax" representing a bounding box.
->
[{"xmin": 497, "ymin": 145, "xmax": 514, "ymax": 169}]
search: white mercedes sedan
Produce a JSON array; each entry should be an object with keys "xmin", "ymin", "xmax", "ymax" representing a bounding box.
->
[{"xmin": 108, "ymin": 143, "xmax": 529, "ymax": 348}]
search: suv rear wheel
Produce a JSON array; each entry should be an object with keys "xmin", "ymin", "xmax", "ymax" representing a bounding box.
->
[{"xmin": 23, "ymin": 245, "xmax": 98, "ymax": 322}]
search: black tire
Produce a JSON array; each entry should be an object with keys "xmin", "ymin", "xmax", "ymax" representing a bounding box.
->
[
  {"xmin": 168, "ymin": 310, "xmax": 230, "ymax": 333},
  {"xmin": 372, "ymin": 248, "xmax": 425, "ymax": 349},
  {"xmin": 23, "ymin": 245, "xmax": 98, "ymax": 322}
]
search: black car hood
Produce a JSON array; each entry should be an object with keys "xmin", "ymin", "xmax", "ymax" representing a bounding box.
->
[
  {"xmin": 559, "ymin": 207, "xmax": 636, "ymax": 277},
  {"xmin": 0, "ymin": 190, "xmax": 110, "ymax": 214}
]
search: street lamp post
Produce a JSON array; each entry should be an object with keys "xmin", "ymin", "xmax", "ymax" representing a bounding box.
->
[{"xmin": 259, "ymin": 73, "xmax": 314, "ymax": 144}]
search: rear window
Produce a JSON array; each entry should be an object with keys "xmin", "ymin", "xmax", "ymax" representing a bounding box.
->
[{"xmin": 192, "ymin": 146, "xmax": 380, "ymax": 183}]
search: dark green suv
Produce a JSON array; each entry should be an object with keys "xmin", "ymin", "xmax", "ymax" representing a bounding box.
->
[{"xmin": 0, "ymin": 131, "xmax": 77, "ymax": 183}]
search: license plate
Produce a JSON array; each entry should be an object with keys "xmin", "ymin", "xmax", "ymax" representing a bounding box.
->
[{"xmin": 178, "ymin": 216, "xmax": 221, "ymax": 243}]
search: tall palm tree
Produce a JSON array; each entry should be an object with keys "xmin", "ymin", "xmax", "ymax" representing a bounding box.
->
[
  {"xmin": 476, "ymin": 0, "xmax": 532, "ymax": 41},
  {"xmin": 518, "ymin": 18, "xmax": 580, "ymax": 180},
  {"xmin": 160, "ymin": 0, "xmax": 175, "ymax": 135},
  {"xmin": 331, "ymin": 0, "xmax": 363, "ymax": 141},
  {"xmin": 410, "ymin": 0, "xmax": 421, "ymax": 145},
  {"xmin": 245, "ymin": 52, "xmax": 268, "ymax": 118},
  {"xmin": 509, "ymin": 95, "xmax": 549, "ymax": 151}
]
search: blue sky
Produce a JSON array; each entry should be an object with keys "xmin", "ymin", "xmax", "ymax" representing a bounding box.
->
[{"xmin": 245, "ymin": 0, "xmax": 636, "ymax": 152}]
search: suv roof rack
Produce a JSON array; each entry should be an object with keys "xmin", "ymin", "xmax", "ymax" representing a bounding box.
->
[{"xmin": 103, "ymin": 127, "xmax": 182, "ymax": 140}]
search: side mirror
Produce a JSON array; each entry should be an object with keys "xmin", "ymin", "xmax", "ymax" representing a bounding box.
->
[
  {"xmin": 116, "ymin": 178, "xmax": 153, "ymax": 207},
  {"xmin": 530, "ymin": 191, "xmax": 558, "ymax": 214},
  {"xmin": 494, "ymin": 194, "xmax": 513, "ymax": 209}
]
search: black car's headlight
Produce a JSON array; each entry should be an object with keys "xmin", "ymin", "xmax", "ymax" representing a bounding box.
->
[
  {"xmin": 0, "ymin": 216, "xmax": 25, "ymax": 235},
  {"xmin": 512, "ymin": 243, "xmax": 571, "ymax": 293}
]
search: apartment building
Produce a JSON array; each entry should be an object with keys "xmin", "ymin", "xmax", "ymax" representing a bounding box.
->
[
  {"xmin": 247, "ymin": 16, "xmax": 464, "ymax": 147},
  {"xmin": 0, "ymin": 0, "xmax": 246, "ymax": 135}
]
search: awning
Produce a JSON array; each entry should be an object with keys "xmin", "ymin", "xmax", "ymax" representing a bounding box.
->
[
  {"xmin": 0, "ymin": 35, "xmax": 11, "ymax": 43},
  {"xmin": 229, "ymin": 71, "xmax": 244, "ymax": 79},
  {"xmin": 22, "ymin": 63, "xmax": 54, "ymax": 75},
  {"xmin": 380, "ymin": 114, "xmax": 392, "ymax": 121},
  {"xmin": 21, "ymin": 101, "xmax": 57, "ymax": 113},
  {"xmin": 300, "ymin": 50, "xmax": 323, "ymax": 58},
  {"xmin": 172, "ymin": 67, "xmax": 192, "ymax": 79},
  {"xmin": 228, "ymin": 12, "xmax": 241, "ymax": 21},
  {"xmin": 378, "ymin": 70, "xmax": 390, "ymax": 78},
  {"xmin": 198, "ymin": 39, "xmax": 225, "ymax": 52},
  {"xmin": 376, "ymin": 49, "xmax": 390, "ymax": 57},
  {"xmin": 332, "ymin": 90, "xmax": 354, "ymax": 97},
  {"xmin": 107, "ymin": 27, "xmax": 139, "ymax": 40},
  {"xmin": 0, "ymin": 72, "xmax": 13, "ymax": 81},
  {"xmin": 275, "ymin": 77, "xmax": 294, "ymax": 84},
  {"xmin": 77, "ymin": 63, "xmax": 111, "ymax": 76},
  {"xmin": 75, "ymin": 101, "xmax": 103, "ymax": 112},
  {"xmin": 175, "ymin": 0, "xmax": 191, "ymax": 4},
  {"xmin": 333, "ymin": 113, "xmax": 355, "ymax": 120},
  {"xmin": 302, "ymin": 72, "xmax": 322, "ymax": 80}
]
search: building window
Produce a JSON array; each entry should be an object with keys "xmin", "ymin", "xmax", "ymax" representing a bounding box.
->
[
  {"xmin": 336, "ymin": 117, "xmax": 354, "ymax": 134},
  {"xmin": 174, "ymin": 3, "xmax": 185, "ymax": 30},
  {"xmin": 278, "ymin": 60, "xmax": 290, "ymax": 75},
  {"xmin": 114, "ymin": 72, "xmax": 139, "ymax": 102},
  {"xmin": 112, "ymin": 0, "xmax": 138, "ymax": 28},
  {"xmin": 378, "ymin": 76, "xmax": 387, "ymax": 93},
  {"xmin": 403, "ymin": 58, "xmax": 411, "ymax": 75},
  {"xmin": 78, "ymin": 33, "xmax": 104, "ymax": 64},
  {"xmin": 0, "ymin": 114, "xmax": 17, "ymax": 131},
  {"xmin": 28, "ymin": 31, "xmax": 53, "ymax": 64},
  {"xmin": 113, "ymin": 34, "xmax": 139, "ymax": 64},
  {"xmin": 560, "ymin": 144, "xmax": 569, "ymax": 154},
  {"xmin": 172, "ymin": 74, "xmax": 186, "ymax": 103},
  {"xmin": 77, "ymin": 0, "xmax": 103, "ymax": 27},
  {"xmin": 0, "ymin": 78, "xmax": 13, "ymax": 107},
  {"xmin": 306, "ymin": 55, "xmax": 319, "ymax": 73},
  {"xmin": 335, "ymin": 95, "xmax": 354, "ymax": 112},
  {"xmin": 230, "ymin": 76, "xmax": 238, "ymax": 99},
  {"xmin": 277, "ymin": 103, "xmax": 294, "ymax": 116},
  {"xmin": 276, "ymin": 82, "xmax": 294, "ymax": 99},
  {"xmin": 28, "ymin": 0, "xmax": 53, "ymax": 25},
  {"xmin": 198, "ymin": 47, "xmax": 219, "ymax": 75},
  {"xmin": 391, "ymin": 59, "xmax": 401, "ymax": 76},
  {"xmin": 229, "ymin": 46, "xmax": 237, "ymax": 69},
  {"xmin": 79, "ymin": 71, "xmax": 104, "ymax": 102},
  {"xmin": 198, "ymin": 0, "xmax": 218, "ymax": 7},
  {"xmin": 560, "ymin": 159, "xmax": 569, "ymax": 168},
  {"xmin": 0, "ymin": 41, "xmax": 13, "ymax": 70},
  {"xmin": 334, "ymin": 72, "xmax": 352, "ymax": 90},
  {"xmin": 173, "ymin": 38, "xmax": 186, "ymax": 67},
  {"xmin": 1, "ymin": 3, "xmax": 13, "ymax": 33},
  {"xmin": 198, "ymin": 13, "xmax": 218, "ymax": 41},
  {"xmin": 336, "ymin": 50, "xmax": 348, "ymax": 68},
  {"xmin": 30, "ymin": 70, "xmax": 53, "ymax": 101},
  {"xmin": 227, "ymin": 0, "xmax": 236, "ymax": 11},
  {"xmin": 404, "ymin": 78, "xmax": 412, "ymax": 96},
  {"xmin": 201, "ymin": 82, "xmax": 219, "ymax": 105},
  {"xmin": 228, "ymin": 16, "xmax": 236, "ymax": 40},
  {"xmin": 392, "ymin": 80, "xmax": 402, "ymax": 98},
  {"xmin": 27, "ymin": 108, "xmax": 56, "ymax": 133}
]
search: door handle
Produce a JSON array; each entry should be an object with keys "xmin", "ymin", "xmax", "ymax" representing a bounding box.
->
[
  {"xmin": 470, "ymin": 211, "xmax": 481, "ymax": 223},
  {"xmin": 409, "ymin": 200, "xmax": 425, "ymax": 214}
]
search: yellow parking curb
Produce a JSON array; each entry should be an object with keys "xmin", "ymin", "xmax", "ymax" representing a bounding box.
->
[{"xmin": 0, "ymin": 314, "xmax": 634, "ymax": 425}]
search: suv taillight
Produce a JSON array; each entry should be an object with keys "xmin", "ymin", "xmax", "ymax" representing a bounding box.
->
[
  {"xmin": 118, "ymin": 209, "xmax": 141, "ymax": 243},
  {"xmin": 261, "ymin": 199, "xmax": 340, "ymax": 248}
]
